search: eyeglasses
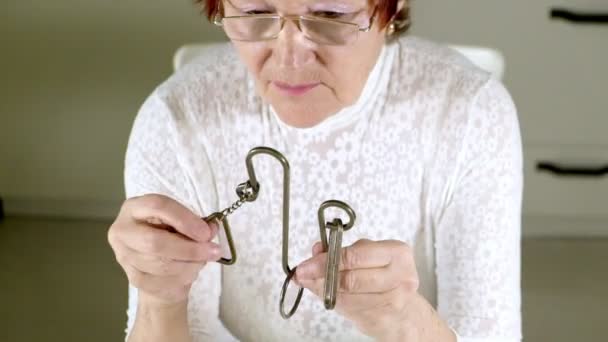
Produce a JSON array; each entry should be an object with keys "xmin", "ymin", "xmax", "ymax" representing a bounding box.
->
[{"xmin": 213, "ymin": 2, "xmax": 377, "ymax": 46}]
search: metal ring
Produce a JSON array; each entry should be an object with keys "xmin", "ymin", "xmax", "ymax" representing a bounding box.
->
[
  {"xmin": 318, "ymin": 200, "xmax": 356, "ymax": 232},
  {"xmin": 279, "ymin": 267, "xmax": 304, "ymax": 319}
]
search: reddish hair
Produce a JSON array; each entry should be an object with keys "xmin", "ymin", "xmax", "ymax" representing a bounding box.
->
[{"xmin": 195, "ymin": 0, "xmax": 410, "ymax": 34}]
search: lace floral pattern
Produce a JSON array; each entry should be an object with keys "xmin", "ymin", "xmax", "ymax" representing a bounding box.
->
[{"xmin": 124, "ymin": 36, "xmax": 522, "ymax": 341}]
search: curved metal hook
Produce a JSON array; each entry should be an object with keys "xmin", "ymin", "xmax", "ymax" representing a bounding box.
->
[
  {"xmin": 245, "ymin": 146, "xmax": 304, "ymax": 318},
  {"xmin": 245, "ymin": 146, "xmax": 294, "ymax": 276}
]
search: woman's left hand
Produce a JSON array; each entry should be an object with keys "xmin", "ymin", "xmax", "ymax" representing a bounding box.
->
[{"xmin": 295, "ymin": 239, "xmax": 421, "ymax": 341}]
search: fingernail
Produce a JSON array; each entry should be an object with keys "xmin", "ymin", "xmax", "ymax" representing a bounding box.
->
[
  {"xmin": 210, "ymin": 246, "xmax": 221, "ymax": 259},
  {"xmin": 312, "ymin": 241, "xmax": 323, "ymax": 254}
]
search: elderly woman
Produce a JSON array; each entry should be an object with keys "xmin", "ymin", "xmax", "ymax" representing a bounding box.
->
[{"xmin": 107, "ymin": 0, "xmax": 522, "ymax": 341}]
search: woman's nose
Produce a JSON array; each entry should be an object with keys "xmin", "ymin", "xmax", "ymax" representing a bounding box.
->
[{"xmin": 274, "ymin": 19, "xmax": 316, "ymax": 69}]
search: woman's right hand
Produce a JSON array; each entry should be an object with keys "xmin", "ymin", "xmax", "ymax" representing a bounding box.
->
[{"xmin": 108, "ymin": 194, "xmax": 221, "ymax": 306}]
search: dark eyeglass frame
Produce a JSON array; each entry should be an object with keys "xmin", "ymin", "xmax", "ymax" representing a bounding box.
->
[{"xmin": 213, "ymin": 1, "xmax": 378, "ymax": 45}]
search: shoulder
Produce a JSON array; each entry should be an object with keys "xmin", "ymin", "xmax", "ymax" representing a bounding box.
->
[
  {"xmin": 132, "ymin": 42, "xmax": 258, "ymax": 142},
  {"xmin": 390, "ymin": 35, "xmax": 493, "ymax": 101},
  {"xmin": 156, "ymin": 41, "xmax": 251, "ymax": 111},
  {"xmin": 388, "ymin": 35, "xmax": 516, "ymax": 127},
  {"xmin": 386, "ymin": 36, "xmax": 519, "ymax": 165}
]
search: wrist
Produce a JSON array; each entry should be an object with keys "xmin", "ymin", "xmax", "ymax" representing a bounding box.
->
[
  {"xmin": 406, "ymin": 292, "xmax": 456, "ymax": 342},
  {"xmin": 377, "ymin": 292, "xmax": 456, "ymax": 342},
  {"xmin": 137, "ymin": 292, "xmax": 188, "ymax": 314},
  {"xmin": 375, "ymin": 299, "xmax": 416, "ymax": 341},
  {"xmin": 138, "ymin": 293, "xmax": 189, "ymax": 322},
  {"xmin": 131, "ymin": 294, "xmax": 190, "ymax": 341}
]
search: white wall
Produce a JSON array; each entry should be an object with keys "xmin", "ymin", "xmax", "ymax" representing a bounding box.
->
[
  {"xmin": 409, "ymin": 0, "xmax": 608, "ymax": 237},
  {"xmin": 0, "ymin": 0, "xmax": 227, "ymax": 218},
  {"xmin": 408, "ymin": 0, "xmax": 608, "ymax": 145}
]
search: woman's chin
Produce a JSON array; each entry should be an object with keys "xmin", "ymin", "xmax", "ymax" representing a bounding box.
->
[
  {"xmin": 267, "ymin": 92, "xmax": 342, "ymax": 128},
  {"xmin": 280, "ymin": 115, "xmax": 323, "ymax": 128},
  {"xmin": 271, "ymin": 102, "xmax": 339, "ymax": 128}
]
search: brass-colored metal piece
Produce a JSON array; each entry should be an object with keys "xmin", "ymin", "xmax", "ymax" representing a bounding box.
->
[
  {"xmin": 201, "ymin": 146, "xmax": 357, "ymax": 319},
  {"xmin": 244, "ymin": 147, "xmax": 293, "ymax": 276},
  {"xmin": 202, "ymin": 180, "xmax": 258, "ymax": 265},
  {"xmin": 279, "ymin": 268, "xmax": 304, "ymax": 319},
  {"xmin": 318, "ymin": 200, "xmax": 356, "ymax": 310},
  {"xmin": 242, "ymin": 147, "xmax": 305, "ymax": 318},
  {"xmin": 204, "ymin": 212, "xmax": 237, "ymax": 265},
  {"xmin": 323, "ymin": 219, "xmax": 344, "ymax": 309}
]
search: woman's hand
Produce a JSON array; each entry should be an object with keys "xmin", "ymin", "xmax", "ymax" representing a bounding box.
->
[
  {"xmin": 296, "ymin": 239, "xmax": 444, "ymax": 342},
  {"xmin": 108, "ymin": 194, "xmax": 221, "ymax": 307}
]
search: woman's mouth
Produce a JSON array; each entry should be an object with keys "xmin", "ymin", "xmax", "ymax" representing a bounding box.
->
[{"xmin": 273, "ymin": 81, "xmax": 320, "ymax": 96}]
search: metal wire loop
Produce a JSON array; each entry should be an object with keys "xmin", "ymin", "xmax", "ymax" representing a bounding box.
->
[{"xmin": 279, "ymin": 267, "xmax": 304, "ymax": 319}]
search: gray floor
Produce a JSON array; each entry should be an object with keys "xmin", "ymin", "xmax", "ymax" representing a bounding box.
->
[{"xmin": 0, "ymin": 216, "xmax": 606, "ymax": 341}]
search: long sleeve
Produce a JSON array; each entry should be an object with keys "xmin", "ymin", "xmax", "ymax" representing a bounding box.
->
[
  {"xmin": 433, "ymin": 79, "xmax": 523, "ymax": 341},
  {"xmin": 123, "ymin": 90, "xmax": 237, "ymax": 341}
]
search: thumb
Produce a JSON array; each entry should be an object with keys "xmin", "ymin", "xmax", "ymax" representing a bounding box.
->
[{"xmin": 312, "ymin": 241, "xmax": 324, "ymax": 256}]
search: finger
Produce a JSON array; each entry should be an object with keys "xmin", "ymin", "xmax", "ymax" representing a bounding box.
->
[
  {"xmin": 295, "ymin": 242, "xmax": 330, "ymax": 282},
  {"xmin": 127, "ymin": 194, "xmax": 215, "ymax": 242},
  {"xmin": 312, "ymin": 241, "xmax": 323, "ymax": 256},
  {"xmin": 337, "ymin": 267, "xmax": 405, "ymax": 294},
  {"xmin": 297, "ymin": 239, "xmax": 398, "ymax": 281},
  {"xmin": 121, "ymin": 247, "xmax": 207, "ymax": 277},
  {"xmin": 300, "ymin": 278, "xmax": 410, "ymax": 314},
  {"xmin": 122, "ymin": 222, "xmax": 222, "ymax": 262},
  {"xmin": 340, "ymin": 239, "xmax": 400, "ymax": 270},
  {"xmin": 337, "ymin": 286, "xmax": 410, "ymax": 315},
  {"xmin": 298, "ymin": 267, "xmax": 403, "ymax": 295}
]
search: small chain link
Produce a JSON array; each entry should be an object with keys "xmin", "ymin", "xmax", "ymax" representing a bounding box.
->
[
  {"xmin": 219, "ymin": 196, "xmax": 247, "ymax": 220},
  {"xmin": 215, "ymin": 181, "xmax": 256, "ymax": 221}
]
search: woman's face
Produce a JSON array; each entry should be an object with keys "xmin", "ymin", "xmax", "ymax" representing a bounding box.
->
[{"xmin": 224, "ymin": 0, "xmax": 387, "ymax": 128}]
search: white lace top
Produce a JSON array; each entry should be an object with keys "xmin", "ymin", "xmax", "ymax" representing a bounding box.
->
[{"xmin": 124, "ymin": 35, "xmax": 523, "ymax": 342}]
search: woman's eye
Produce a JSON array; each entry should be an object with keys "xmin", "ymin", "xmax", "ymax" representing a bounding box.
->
[
  {"xmin": 312, "ymin": 11, "xmax": 346, "ymax": 19},
  {"xmin": 245, "ymin": 9, "xmax": 273, "ymax": 15}
]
